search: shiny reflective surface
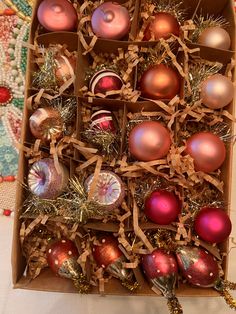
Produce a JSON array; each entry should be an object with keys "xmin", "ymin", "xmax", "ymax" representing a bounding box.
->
[
  {"xmin": 91, "ymin": 2, "xmax": 130, "ymax": 39},
  {"xmin": 185, "ymin": 132, "xmax": 226, "ymax": 173},
  {"xmin": 37, "ymin": 0, "xmax": 77, "ymax": 31},
  {"xmin": 194, "ymin": 207, "xmax": 232, "ymax": 243},
  {"xmin": 129, "ymin": 121, "xmax": 171, "ymax": 161},
  {"xmin": 55, "ymin": 55, "xmax": 76, "ymax": 87},
  {"xmin": 198, "ymin": 27, "xmax": 231, "ymax": 50},
  {"xmin": 144, "ymin": 12, "xmax": 180, "ymax": 40},
  {"xmin": 29, "ymin": 107, "xmax": 63, "ymax": 141},
  {"xmin": 140, "ymin": 64, "xmax": 180, "ymax": 100},
  {"xmin": 201, "ymin": 74, "xmax": 234, "ymax": 109},
  {"xmin": 89, "ymin": 69, "xmax": 123, "ymax": 95}
]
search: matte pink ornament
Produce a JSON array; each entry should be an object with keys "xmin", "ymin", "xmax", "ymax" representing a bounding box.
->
[
  {"xmin": 194, "ymin": 207, "xmax": 232, "ymax": 243},
  {"xmin": 185, "ymin": 132, "xmax": 226, "ymax": 173},
  {"xmin": 37, "ymin": 0, "xmax": 77, "ymax": 32},
  {"xmin": 129, "ymin": 121, "xmax": 171, "ymax": 161},
  {"xmin": 144, "ymin": 190, "xmax": 181, "ymax": 225},
  {"xmin": 91, "ymin": 2, "xmax": 130, "ymax": 40}
]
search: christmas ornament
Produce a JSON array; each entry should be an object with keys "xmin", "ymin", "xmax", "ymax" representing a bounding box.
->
[
  {"xmin": 90, "ymin": 110, "xmax": 116, "ymax": 133},
  {"xmin": 46, "ymin": 239, "xmax": 90, "ymax": 293},
  {"xmin": 144, "ymin": 12, "xmax": 180, "ymax": 41},
  {"xmin": 0, "ymin": 85, "xmax": 12, "ymax": 105},
  {"xmin": 37, "ymin": 0, "xmax": 78, "ymax": 32},
  {"xmin": 29, "ymin": 107, "xmax": 63, "ymax": 142},
  {"xmin": 91, "ymin": 2, "xmax": 130, "ymax": 40},
  {"xmin": 144, "ymin": 190, "xmax": 181, "ymax": 225},
  {"xmin": 54, "ymin": 55, "xmax": 76, "ymax": 87},
  {"xmin": 194, "ymin": 207, "xmax": 232, "ymax": 243},
  {"xmin": 28, "ymin": 158, "xmax": 69, "ymax": 199},
  {"xmin": 176, "ymin": 246, "xmax": 236, "ymax": 310},
  {"xmin": 200, "ymin": 74, "xmax": 234, "ymax": 109},
  {"xmin": 185, "ymin": 132, "xmax": 226, "ymax": 173},
  {"xmin": 129, "ymin": 121, "xmax": 171, "ymax": 161},
  {"xmin": 89, "ymin": 69, "xmax": 123, "ymax": 96},
  {"xmin": 198, "ymin": 27, "xmax": 231, "ymax": 50},
  {"xmin": 92, "ymin": 235, "xmax": 138, "ymax": 291},
  {"xmin": 140, "ymin": 64, "xmax": 180, "ymax": 100},
  {"xmin": 84, "ymin": 171, "xmax": 125, "ymax": 210},
  {"xmin": 142, "ymin": 249, "xmax": 182, "ymax": 314}
]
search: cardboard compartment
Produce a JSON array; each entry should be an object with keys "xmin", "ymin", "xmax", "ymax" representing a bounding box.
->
[{"xmin": 12, "ymin": 0, "xmax": 236, "ymax": 299}]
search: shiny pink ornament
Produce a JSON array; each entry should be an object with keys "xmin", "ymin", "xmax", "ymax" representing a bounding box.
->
[
  {"xmin": 144, "ymin": 190, "xmax": 181, "ymax": 225},
  {"xmin": 37, "ymin": 0, "xmax": 77, "ymax": 32},
  {"xmin": 194, "ymin": 207, "xmax": 232, "ymax": 243},
  {"xmin": 91, "ymin": 2, "xmax": 130, "ymax": 40},
  {"xmin": 89, "ymin": 69, "xmax": 123, "ymax": 96},
  {"xmin": 142, "ymin": 249, "xmax": 179, "ymax": 300},
  {"xmin": 185, "ymin": 132, "xmax": 226, "ymax": 173},
  {"xmin": 176, "ymin": 246, "xmax": 219, "ymax": 288},
  {"xmin": 129, "ymin": 121, "xmax": 171, "ymax": 161},
  {"xmin": 91, "ymin": 110, "xmax": 116, "ymax": 133}
]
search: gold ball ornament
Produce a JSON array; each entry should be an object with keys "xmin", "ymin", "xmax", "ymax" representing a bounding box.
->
[
  {"xmin": 198, "ymin": 27, "xmax": 231, "ymax": 50},
  {"xmin": 55, "ymin": 55, "xmax": 76, "ymax": 87},
  {"xmin": 201, "ymin": 74, "xmax": 234, "ymax": 109}
]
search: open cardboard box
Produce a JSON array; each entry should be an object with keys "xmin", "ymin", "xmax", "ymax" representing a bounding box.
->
[{"xmin": 12, "ymin": 0, "xmax": 236, "ymax": 297}]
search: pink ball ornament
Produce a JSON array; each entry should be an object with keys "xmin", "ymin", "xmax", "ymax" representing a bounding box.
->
[
  {"xmin": 194, "ymin": 207, "xmax": 232, "ymax": 243},
  {"xmin": 91, "ymin": 2, "xmax": 130, "ymax": 40},
  {"xmin": 185, "ymin": 132, "xmax": 226, "ymax": 173},
  {"xmin": 144, "ymin": 190, "xmax": 181, "ymax": 225}
]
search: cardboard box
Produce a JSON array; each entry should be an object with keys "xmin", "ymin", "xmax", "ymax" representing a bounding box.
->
[{"xmin": 12, "ymin": 0, "xmax": 236, "ymax": 297}]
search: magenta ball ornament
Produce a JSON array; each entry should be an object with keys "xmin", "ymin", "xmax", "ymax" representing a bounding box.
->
[
  {"xmin": 194, "ymin": 207, "xmax": 232, "ymax": 243},
  {"xmin": 91, "ymin": 2, "xmax": 130, "ymax": 40},
  {"xmin": 144, "ymin": 190, "xmax": 181, "ymax": 225}
]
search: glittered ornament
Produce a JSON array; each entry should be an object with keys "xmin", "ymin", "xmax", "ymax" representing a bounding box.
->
[
  {"xmin": 55, "ymin": 55, "xmax": 76, "ymax": 87},
  {"xmin": 29, "ymin": 107, "xmax": 63, "ymax": 142},
  {"xmin": 28, "ymin": 158, "xmax": 69, "ymax": 199},
  {"xmin": 185, "ymin": 132, "xmax": 226, "ymax": 173},
  {"xmin": 140, "ymin": 64, "xmax": 181, "ymax": 100},
  {"xmin": 84, "ymin": 171, "xmax": 125, "ymax": 210},
  {"xmin": 89, "ymin": 69, "xmax": 123, "ymax": 97},
  {"xmin": 194, "ymin": 207, "xmax": 232, "ymax": 244},
  {"xmin": 198, "ymin": 27, "xmax": 231, "ymax": 50},
  {"xmin": 46, "ymin": 239, "xmax": 90, "ymax": 293},
  {"xmin": 93, "ymin": 235, "xmax": 138, "ymax": 291},
  {"xmin": 144, "ymin": 190, "xmax": 181, "ymax": 225},
  {"xmin": 129, "ymin": 121, "xmax": 171, "ymax": 161},
  {"xmin": 142, "ymin": 249, "xmax": 182, "ymax": 314},
  {"xmin": 0, "ymin": 85, "xmax": 12, "ymax": 105},
  {"xmin": 90, "ymin": 110, "xmax": 116, "ymax": 133},
  {"xmin": 91, "ymin": 2, "xmax": 130, "ymax": 40},
  {"xmin": 200, "ymin": 74, "xmax": 234, "ymax": 109},
  {"xmin": 177, "ymin": 246, "xmax": 236, "ymax": 310},
  {"xmin": 37, "ymin": 0, "xmax": 78, "ymax": 32},
  {"xmin": 144, "ymin": 12, "xmax": 180, "ymax": 41}
]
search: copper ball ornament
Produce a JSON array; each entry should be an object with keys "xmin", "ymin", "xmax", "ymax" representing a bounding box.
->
[
  {"xmin": 55, "ymin": 55, "xmax": 76, "ymax": 87},
  {"xmin": 84, "ymin": 170, "xmax": 125, "ymax": 210},
  {"xmin": 91, "ymin": 2, "xmax": 130, "ymax": 40},
  {"xmin": 91, "ymin": 110, "xmax": 116, "ymax": 133},
  {"xmin": 28, "ymin": 158, "xmax": 69, "ymax": 199},
  {"xmin": 198, "ymin": 27, "xmax": 231, "ymax": 50},
  {"xmin": 144, "ymin": 190, "xmax": 181, "ymax": 225},
  {"xmin": 129, "ymin": 121, "xmax": 171, "ymax": 161},
  {"xmin": 47, "ymin": 239, "xmax": 79, "ymax": 276},
  {"xmin": 185, "ymin": 132, "xmax": 226, "ymax": 173},
  {"xmin": 194, "ymin": 207, "xmax": 232, "ymax": 244},
  {"xmin": 37, "ymin": 0, "xmax": 78, "ymax": 32},
  {"xmin": 29, "ymin": 107, "xmax": 63, "ymax": 142},
  {"xmin": 176, "ymin": 246, "xmax": 219, "ymax": 288},
  {"xmin": 89, "ymin": 69, "xmax": 123, "ymax": 96},
  {"xmin": 201, "ymin": 74, "xmax": 234, "ymax": 109},
  {"xmin": 140, "ymin": 64, "xmax": 181, "ymax": 100},
  {"xmin": 144, "ymin": 12, "xmax": 180, "ymax": 41}
]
